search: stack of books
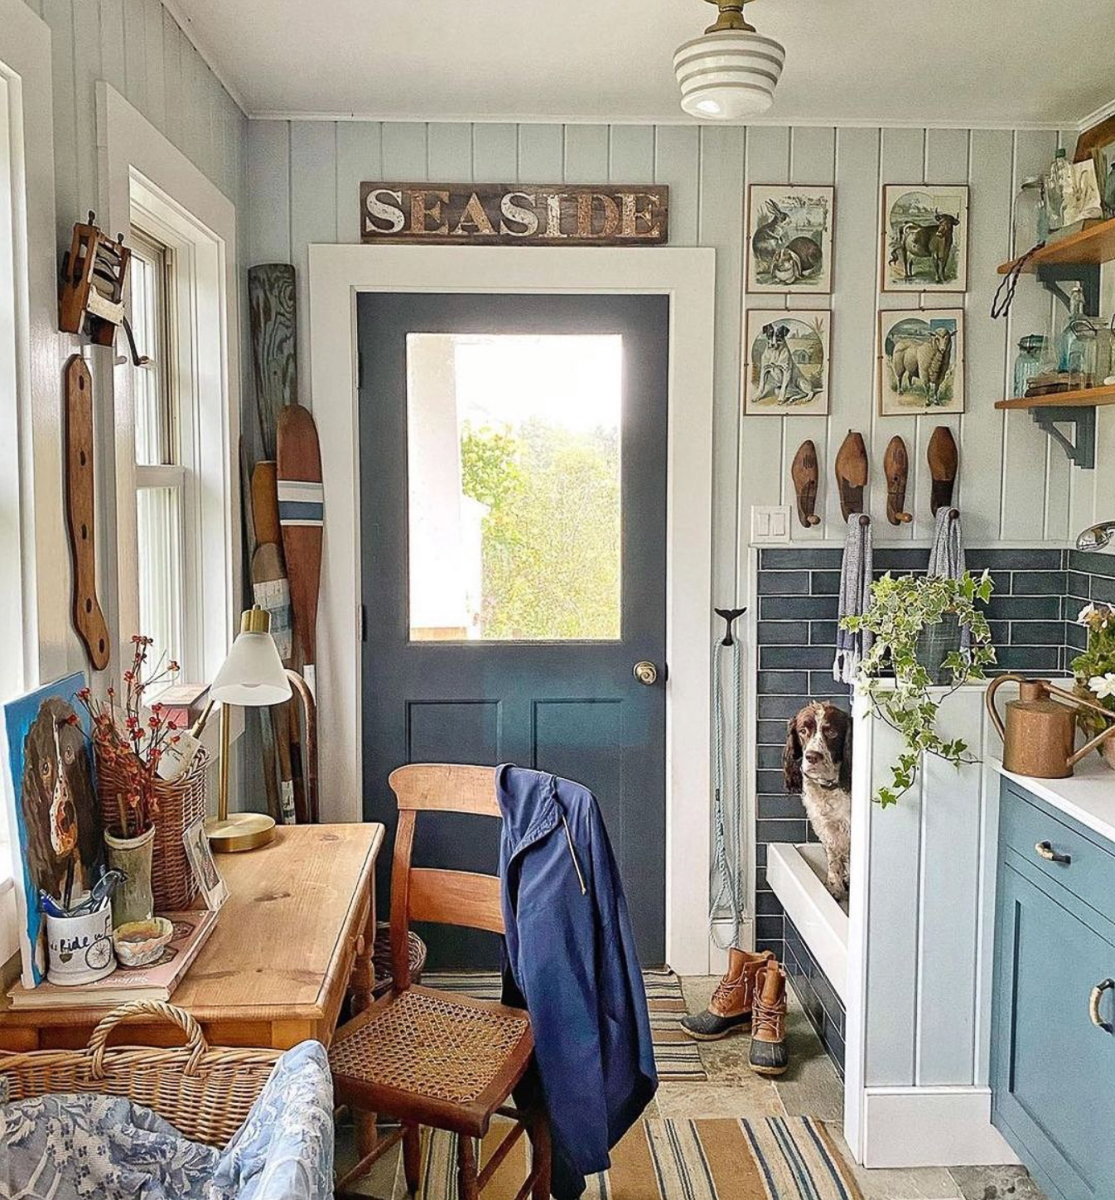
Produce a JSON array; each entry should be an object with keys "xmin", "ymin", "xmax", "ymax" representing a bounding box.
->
[{"xmin": 7, "ymin": 909, "xmax": 217, "ymax": 1010}]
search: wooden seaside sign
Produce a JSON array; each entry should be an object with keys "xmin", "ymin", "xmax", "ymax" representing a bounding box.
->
[{"xmin": 359, "ymin": 183, "xmax": 669, "ymax": 246}]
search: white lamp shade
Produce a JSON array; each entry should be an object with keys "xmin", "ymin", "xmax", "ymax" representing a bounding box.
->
[
  {"xmin": 210, "ymin": 631, "xmax": 292, "ymax": 707},
  {"xmin": 674, "ymin": 29, "xmax": 785, "ymax": 120}
]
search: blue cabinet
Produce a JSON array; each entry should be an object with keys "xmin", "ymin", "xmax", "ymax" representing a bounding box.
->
[{"xmin": 991, "ymin": 780, "xmax": 1115, "ymax": 1200}]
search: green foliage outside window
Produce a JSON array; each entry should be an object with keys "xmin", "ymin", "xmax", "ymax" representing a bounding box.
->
[{"xmin": 460, "ymin": 421, "xmax": 620, "ymax": 640}]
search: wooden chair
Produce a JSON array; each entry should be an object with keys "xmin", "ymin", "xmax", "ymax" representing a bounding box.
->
[{"xmin": 330, "ymin": 764, "xmax": 551, "ymax": 1199}]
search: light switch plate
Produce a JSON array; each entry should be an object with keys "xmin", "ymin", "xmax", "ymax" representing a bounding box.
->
[{"xmin": 751, "ymin": 505, "xmax": 792, "ymax": 544}]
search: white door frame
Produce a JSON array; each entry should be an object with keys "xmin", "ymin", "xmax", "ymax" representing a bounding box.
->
[{"xmin": 307, "ymin": 244, "xmax": 716, "ymax": 975}]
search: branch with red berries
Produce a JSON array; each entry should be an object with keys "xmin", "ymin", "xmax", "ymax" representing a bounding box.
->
[{"xmin": 73, "ymin": 636, "xmax": 182, "ymax": 838}]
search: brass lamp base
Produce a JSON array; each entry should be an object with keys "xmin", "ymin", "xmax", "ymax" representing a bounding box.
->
[{"xmin": 205, "ymin": 812, "xmax": 276, "ymax": 854}]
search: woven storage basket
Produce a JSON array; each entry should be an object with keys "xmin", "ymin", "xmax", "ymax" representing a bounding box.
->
[
  {"xmin": 0, "ymin": 1000, "xmax": 280, "ymax": 1148},
  {"xmin": 96, "ymin": 746, "xmax": 209, "ymax": 912}
]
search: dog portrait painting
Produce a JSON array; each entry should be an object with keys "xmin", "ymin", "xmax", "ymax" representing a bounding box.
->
[
  {"xmin": 744, "ymin": 310, "xmax": 831, "ymax": 415},
  {"xmin": 783, "ymin": 701, "xmax": 852, "ymax": 902},
  {"xmin": 1, "ymin": 673, "xmax": 104, "ymax": 987}
]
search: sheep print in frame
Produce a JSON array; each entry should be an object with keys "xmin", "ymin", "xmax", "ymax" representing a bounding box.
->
[
  {"xmin": 881, "ymin": 184, "xmax": 968, "ymax": 292},
  {"xmin": 747, "ymin": 185, "xmax": 835, "ymax": 293},
  {"xmin": 744, "ymin": 310, "xmax": 831, "ymax": 415},
  {"xmin": 879, "ymin": 309, "xmax": 965, "ymax": 416},
  {"xmin": 0, "ymin": 673, "xmax": 105, "ymax": 988}
]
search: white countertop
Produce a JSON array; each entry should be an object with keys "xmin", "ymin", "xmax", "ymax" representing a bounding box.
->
[{"xmin": 990, "ymin": 754, "xmax": 1115, "ymax": 845}]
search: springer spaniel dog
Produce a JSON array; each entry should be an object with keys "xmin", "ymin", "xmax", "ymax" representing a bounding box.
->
[{"xmin": 783, "ymin": 702, "xmax": 852, "ymax": 901}]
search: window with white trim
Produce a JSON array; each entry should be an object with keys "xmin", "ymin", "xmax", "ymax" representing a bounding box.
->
[{"xmin": 130, "ymin": 227, "xmax": 187, "ymax": 677}]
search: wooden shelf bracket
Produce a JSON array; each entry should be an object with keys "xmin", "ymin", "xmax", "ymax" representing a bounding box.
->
[{"xmin": 1029, "ymin": 405, "xmax": 1097, "ymax": 468}]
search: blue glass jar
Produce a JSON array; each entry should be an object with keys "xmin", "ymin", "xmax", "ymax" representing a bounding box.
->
[{"xmin": 1013, "ymin": 334, "xmax": 1046, "ymax": 398}]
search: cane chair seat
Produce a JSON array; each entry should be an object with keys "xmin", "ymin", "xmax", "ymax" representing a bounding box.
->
[{"xmin": 331, "ymin": 984, "xmax": 534, "ymax": 1137}]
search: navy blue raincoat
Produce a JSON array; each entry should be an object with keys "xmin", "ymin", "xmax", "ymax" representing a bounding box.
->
[{"xmin": 496, "ymin": 765, "xmax": 657, "ymax": 1199}]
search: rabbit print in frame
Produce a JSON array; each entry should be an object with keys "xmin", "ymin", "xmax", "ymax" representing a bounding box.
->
[{"xmin": 747, "ymin": 185, "xmax": 835, "ymax": 294}]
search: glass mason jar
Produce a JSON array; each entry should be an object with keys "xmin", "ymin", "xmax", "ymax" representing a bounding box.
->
[{"xmin": 1013, "ymin": 334, "xmax": 1047, "ymax": 398}]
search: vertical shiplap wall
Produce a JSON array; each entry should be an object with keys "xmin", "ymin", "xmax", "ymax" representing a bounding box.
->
[
  {"xmin": 20, "ymin": 0, "xmax": 248, "ymax": 682},
  {"xmin": 247, "ymin": 119, "xmax": 1102, "ymax": 611},
  {"xmin": 27, "ymin": 0, "xmax": 247, "ymax": 252}
]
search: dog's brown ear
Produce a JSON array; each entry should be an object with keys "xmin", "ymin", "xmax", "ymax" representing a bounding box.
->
[
  {"xmin": 838, "ymin": 711, "xmax": 853, "ymax": 791},
  {"xmin": 783, "ymin": 718, "xmax": 803, "ymax": 794}
]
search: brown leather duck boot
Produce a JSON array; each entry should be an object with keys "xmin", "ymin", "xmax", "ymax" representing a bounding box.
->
[
  {"xmin": 749, "ymin": 961, "xmax": 789, "ymax": 1076},
  {"xmin": 680, "ymin": 948, "xmax": 773, "ymax": 1041}
]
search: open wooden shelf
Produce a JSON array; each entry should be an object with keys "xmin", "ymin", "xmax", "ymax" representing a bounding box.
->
[
  {"xmin": 995, "ymin": 384, "xmax": 1115, "ymax": 410},
  {"xmin": 997, "ymin": 217, "xmax": 1115, "ymax": 274}
]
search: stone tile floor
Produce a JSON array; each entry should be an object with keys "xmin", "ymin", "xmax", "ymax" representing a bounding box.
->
[{"xmin": 338, "ymin": 975, "xmax": 1047, "ymax": 1199}]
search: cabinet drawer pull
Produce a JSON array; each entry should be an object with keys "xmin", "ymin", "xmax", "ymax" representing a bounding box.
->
[
  {"xmin": 1090, "ymin": 979, "xmax": 1114, "ymax": 1033},
  {"xmin": 1034, "ymin": 840, "xmax": 1071, "ymax": 865}
]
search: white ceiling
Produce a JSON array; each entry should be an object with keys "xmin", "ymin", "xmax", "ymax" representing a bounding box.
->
[{"xmin": 171, "ymin": 0, "xmax": 1115, "ymax": 129}]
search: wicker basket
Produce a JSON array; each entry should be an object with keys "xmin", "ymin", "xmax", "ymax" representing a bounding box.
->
[
  {"xmin": 0, "ymin": 1000, "xmax": 280, "ymax": 1147},
  {"xmin": 96, "ymin": 746, "xmax": 209, "ymax": 912},
  {"xmin": 372, "ymin": 921, "xmax": 428, "ymax": 997}
]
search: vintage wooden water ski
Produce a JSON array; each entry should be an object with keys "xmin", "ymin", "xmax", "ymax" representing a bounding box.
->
[{"xmin": 248, "ymin": 265, "xmax": 297, "ymax": 460}]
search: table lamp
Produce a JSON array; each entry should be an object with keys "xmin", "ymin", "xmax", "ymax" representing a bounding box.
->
[{"xmin": 205, "ymin": 606, "xmax": 292, "ymax": 853}]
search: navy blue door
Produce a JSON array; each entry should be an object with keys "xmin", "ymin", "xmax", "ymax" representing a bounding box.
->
[{"xmin": 358, "ymin": 293, "xmax": 668, "ymax": 966}]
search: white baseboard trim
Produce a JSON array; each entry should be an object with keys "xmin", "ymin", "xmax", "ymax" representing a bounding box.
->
[{"xmin": 857, "ymin": 1086, "xmax": 1020, "ymax": 1169}]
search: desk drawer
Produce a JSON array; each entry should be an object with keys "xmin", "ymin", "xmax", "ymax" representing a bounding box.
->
[{"xmin": 1001, "ymin": 781, "xmax": 1115, "ymax": 920}]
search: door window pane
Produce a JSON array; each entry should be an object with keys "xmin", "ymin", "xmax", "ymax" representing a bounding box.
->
[{"xmin": 407, "ymin": 334, "xmax": 622, "ymax": 642}]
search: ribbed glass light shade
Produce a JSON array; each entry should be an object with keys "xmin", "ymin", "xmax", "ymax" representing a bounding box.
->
[
  {"xmin": 210, "ymin": 631, "xmax": 291, "ymax": 707},
  {"xmin": 674, "ymin": 29, "xmax": 785, "ymax": 120}
]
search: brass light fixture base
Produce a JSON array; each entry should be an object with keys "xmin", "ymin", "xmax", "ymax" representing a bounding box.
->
[
  {"xmin": 205, "ymin": 811, "xmax": 276, "ymax": 854},
  {"xmin": 704, "ymin": 0, "xmax": 757, "ymax": 33}
]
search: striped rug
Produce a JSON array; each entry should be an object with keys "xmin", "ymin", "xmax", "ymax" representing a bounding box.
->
[
  {"xmin": 423, "ymin": 969, "xmax": 706, "ymax": 1083},
  {"xmin": 402, "ymin": 1117, "xmax": 862, "ymax": 1199}
]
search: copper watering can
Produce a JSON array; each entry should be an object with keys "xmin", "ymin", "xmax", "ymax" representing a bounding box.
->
[{"xmin": 986, "ymin": 675, "xmax": 1115, "ymax": 779}]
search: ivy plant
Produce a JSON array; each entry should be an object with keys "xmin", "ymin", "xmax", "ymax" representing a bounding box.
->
[{"xmin": 840, "ymin": 571, "xmax": 997, "ymax": 807}]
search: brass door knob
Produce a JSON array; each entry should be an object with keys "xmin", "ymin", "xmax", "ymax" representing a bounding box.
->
[{"xmin": 633, "ymin": 661, "xmax": 658, "ymax": 686}]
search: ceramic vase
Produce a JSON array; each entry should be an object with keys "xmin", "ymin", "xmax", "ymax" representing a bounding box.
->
[
  {"xmin": 104, "ymin": 825, "xmax": 156, "ymax": 926},
  {"xmin": 45, "ymin": 900, "xmax": 115, "ymax": 985}
]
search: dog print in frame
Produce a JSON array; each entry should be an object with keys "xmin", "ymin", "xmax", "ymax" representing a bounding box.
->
[
  {"xmin": 744, "ymin": 310, "xmax": 831, "ymax": 415},
  {"xmin": 747, "ymin": 185, "xmax": 835, "ymax": 293},
  {"xmin": 881, "ymin": 184, "xmax": 969, "ymax": 292}
]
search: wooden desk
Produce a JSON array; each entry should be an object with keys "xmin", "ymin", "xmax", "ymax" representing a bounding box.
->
[{"xmin": 0, "ymin": 823, "xmax": 385, "ymax": 1052}]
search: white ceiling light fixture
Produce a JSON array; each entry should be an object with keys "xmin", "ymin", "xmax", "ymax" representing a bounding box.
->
[{"xmin": 674, "ymin": 0, "xmax": 786, "ymax": 121}]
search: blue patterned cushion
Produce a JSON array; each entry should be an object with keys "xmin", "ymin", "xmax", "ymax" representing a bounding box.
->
[{"xmin": 0, "ymin": 1040, "xmax": 334, "ymax": 1200}]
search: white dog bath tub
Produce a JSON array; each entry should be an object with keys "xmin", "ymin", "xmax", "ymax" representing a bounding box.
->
[{"xmin": 767, "ymin": 843, "xmax": 849, "ymax": 1003}]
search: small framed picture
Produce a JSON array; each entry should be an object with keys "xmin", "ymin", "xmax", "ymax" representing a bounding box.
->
[
  {"xmin": 747, "ymin": 185, "xmax": 835, "ymax": 293},
  {"xmin": 744, "ymin": 310, "xmax": 832, "ymax": 416},
  {"xmin": 881, "ymin": 185, "xmax": 969, "ymax": 292},
  {"xmin": 183, "ymin": 818, "xmax": 228, "ymax": 911},
  {"xmin": 878, "ymin": 309, "xmax": 965, "ymax": 415},
  {"xmin": 1075, "ymin": 114, "xmax": 1115, "ymax": 217}
]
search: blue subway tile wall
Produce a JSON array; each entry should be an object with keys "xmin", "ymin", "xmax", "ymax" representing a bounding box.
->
[
  {"xmin": 783, "ymin": 915, "xmax": 846, "ymax": 1077},
  {"xmin": 752, "ymin": 545, "xmax": 1083, "ymax": 1025}
]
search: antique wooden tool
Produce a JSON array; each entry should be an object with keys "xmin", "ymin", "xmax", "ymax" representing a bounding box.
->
[
  {"xmin": 884, "ymin": 436, "xmax": 913, "ymax": 525},
  {"xmin": 987, "ymin": 676, "xmax": 1115, "ymax": 779},
  {"xmin": 59, "ymin": 213, "xmax": 147, "ymax": 365},
  {"xmin": 927, "ymin": 426, "xmax": 958, "ymax": 515},
  {"xmin": 835, "ymin": 431, "xmax": 868, "ymax": 520},
  {"xmin": 63, "ymin": 357, "xmax": 110, "ymax": 670},
  {"xmin": 791, "ymin": 440, "xmax": 821, "ymax": 528},
  {"xmin": 277, "ymin": 404, "xmax": 324, "ymax": 698}
]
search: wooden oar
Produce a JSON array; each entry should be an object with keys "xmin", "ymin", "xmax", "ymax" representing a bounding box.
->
[{"xmin": 277, "ymin": 403, "xmax": 324, "ymax": 699}]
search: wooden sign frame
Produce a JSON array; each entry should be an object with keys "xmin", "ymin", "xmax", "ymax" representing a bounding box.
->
[{"xmin": 359, "ymin": 182, "xmax": 669, "ymax": 246}]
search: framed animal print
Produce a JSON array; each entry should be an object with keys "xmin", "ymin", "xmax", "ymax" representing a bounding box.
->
[
  {"xmin": 881, "ymin": 185, "xmax": 969, "ymax": 292},
  {"xmin": 1075, "ymin": 113, "xmax": 1115, "ymax": 217},
  {"xmin": 0, "ymin": 673, "xmax": 105, "ymax": 988},
  {"xmin": 878, "ymin": 309, "xmax": 965, "ymax": 416},
  {"xmin": 744, "ymin": 310, "xmax": 832, "ymax": 416},
  {"xmin": 747, "ymin": 185, "xmax": 834, "ymax": 293}
]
